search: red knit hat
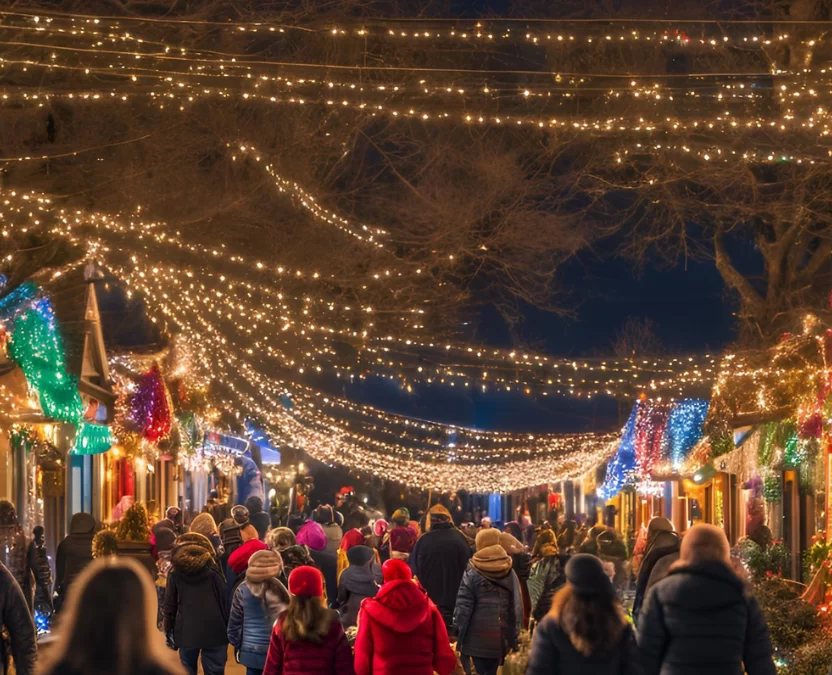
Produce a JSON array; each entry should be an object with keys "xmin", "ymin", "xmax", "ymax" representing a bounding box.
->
[
  {"xmin": 228, "ymin": 539, "xmax": 267, "ymax": 575},
  {"xmin": 382, "ymin": 558, "xmax": 412, "ymax": 583},
  {"xmin": 288, "ymin": 565, "xmax": 324, "ymax": 598}
]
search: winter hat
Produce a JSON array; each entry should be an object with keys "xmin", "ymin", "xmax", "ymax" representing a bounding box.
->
[
  {"xmin": 296, "ymin": 521, "xmax": 327, "ymax": 551},
  {"xmin": 152, "ymin": 518, "xmax": 175, "ymax": 537},
  {"xmin": 475, "ymin": 528, "xmax": 501, "ymax": 551},
  {"xmin": 171, "ymin": 532, "xmax": 217, "ymax": 574},
  {"xmin": 347, "ymin": 545, "xmax": 375, "ymax": 567},
  {"xmin": 340, "ymin": 528, "xmax": 364, "ymax": 551},
  {"xmin": 427, "ymin": 504, "xmax": 452, "ymax": 530},
  {"xmin": 314, "ymin": 505, "xmax": 336, "ymax": 525},
  {"xmin": 165, "ymin": 506, "xmax": 181, "ymax": 522},
  {"xmin": 245, "ymin": 496, "xmax": 264, "ymax": 515},
  {"xmin": 155, "ymin": 527, "xmax": 177, "ymax": 553},
  {"xmin": 232, "ymin": 505, "xmax": 250, "ymax": 526},
  {"xmin": 391, "ymin": 508, "xmax": 410, "ymax": 526},
  {"xmin": 190, "ymin": 513, "xmax": 218, "ymax": 538},
  {"xmin": 373, "ymin": 519, "xmax": 389, "ymax": 538},
  {"xmin": 389, "ymin": 527, "xmax": 416, "ymax": 554},
  {"xmin": 229, "ymin": 539, "xmax": 268, "ymax": 575},
  {"xmin": 246, "ymin": 549, "xmax": 284, "ymax": 583},
  {"xmin": 565, "ymin": 553, "xmax": 615, "ymax": 597},
  {"xmin": 240, "ymin": 524, "xmax": 259, "ymax": 543},
  {"xmin": 382, "ymin": 558, "xmax": 412, "ymax": 583},
  {"xmin": 266, "ymin": 527, "xmax": 296, "ymax": 551},
  {"xmin": 219, "ymin": 519, "xmax": 243, "ymax": 549},
  {"xmin": 471, "ymin": 544, "xmax": 513, "ymax": 579},
  {"xmin": 288, "ymin": 565, "xmax": 324, "ymax": 598}
]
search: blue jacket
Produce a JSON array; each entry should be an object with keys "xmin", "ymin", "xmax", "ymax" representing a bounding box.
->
[{"xmin": 228, "ymin": 580, "xmax": 290, "ymax": 669}]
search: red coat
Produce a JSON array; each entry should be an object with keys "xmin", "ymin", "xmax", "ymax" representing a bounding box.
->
[
  {"xmin": 354, "ymin": 580, "xmax": 457, "ymax": 675},
  {"xmin": 263, "ymin": 611, "xmax": 354, "ymax": 675}
]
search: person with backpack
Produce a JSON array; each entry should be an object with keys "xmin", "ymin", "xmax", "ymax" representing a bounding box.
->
[
  {"xmin": 262, "ymin": 566, "xmax": 354, "ymax": 675},
  {"xmin": 527, "ymin": 554, "xmax": 641, "ymax": 675},
  {"xmin": 638, "ymin": 524, "xmax": 776, "ymax": 675}
]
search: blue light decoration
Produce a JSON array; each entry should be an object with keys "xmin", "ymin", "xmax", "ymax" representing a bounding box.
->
[
  {"xmin": 34, "ymin": 609, "xmax": 50, "ymax": 634},
  {"xmin": 597, "ymin": 400, "xmax": 641, "ymax": 501},
  {"xmin": 665, "ymin": 399, "xmax": 709, "ymax": 469}
]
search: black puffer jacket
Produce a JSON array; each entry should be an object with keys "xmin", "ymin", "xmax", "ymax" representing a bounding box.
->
[
  {"xmin": 632, "ymin": 531, "xmax": 681, "ymax": 624},
  {"xmin": 527, "ymin": 616, "xmax": 642, "ymax": 675},
  {"xmin": 638, "ymin": 561, "xmax": 776, "ymax": 675},
  {"xmin": 163, "ymin": 540, "xmax": 228, "ymax": 650},
  {"xmin": 55, "ymin": 513, "xmax": 95, "ymax": 595},
  {"xmin": 410, "ymin": 523, "xmax": 472, "ymax": 629},
  {"xmin": 335, "ymin": 564, "xmax": 380, "ymax": 628},
  {"xmin": 308, "ymin": 547, "xmax": 338, "ymax": 607},
  {"xmin": 454, "ymin": 565, "xmax": 521, "ymax": 662}
]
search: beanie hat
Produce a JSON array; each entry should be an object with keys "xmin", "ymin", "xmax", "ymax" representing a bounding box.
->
[
  {"xmin": 155, "ymin": 527, "xmax": 177, "ymax": 553},
  {"xmin": 340, "ymin": 528, "xmax": 364, "ymax": 552},
  {"xmin": 240, "ymin": 524, "xmax": 259, "ymax": 543},
  {"xmin": 373, "ymin": 519, "xmax": 389, "ymax": 538},
  {"xmin": 246, "ymin": 549, "xmax": 284, "ymax": 583},
  {"xmin": 288, "ymin": 565, "xmax": 324, "ymax": 597},
  {"xmin": 391, "ymin": 508, "xmax": 410, "ymax": 526},
  {"xmin": 475, "ymin": 528, "xmax": 500, "ymax": 551},
  {"xmin": 190, "ymin": 513, "xmax": 218, "ymax": 538},
  {"xmin": 296, "ymin": 521, "xmax": 327, "ymax": 551},
  {"xmin": 266, "ymin": 527, "xmax": 296, "ymax": 551},
  {"xmin": 346, "ymin": 545, "xmax": 375, "ymax": 567},
  {"xmin": 565, "ymin": 553, "xmax": 615, "ymax": 596},
  {"xmin": 219, "ymin": 519, "xmax": 243, "ymax": 548},
  {"xmin": 229, "ymin": 539, "xmax": 268, "ymax": 575},
  {"xmin": 232, "ymin": 505, "xmax": 250, "ymax": 526},
  {"xmin": 382, "ymin": 558, "xmax": 412, "ymax": 583}
]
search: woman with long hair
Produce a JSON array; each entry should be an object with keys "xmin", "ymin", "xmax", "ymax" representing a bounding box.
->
[
  {"xmin": 38, "ymin": 557, "xmax": 182, "ymax": 675},
  {"xmin": 527, "ymin": 554, "xmax": 641, "ymax": 675},
  {"xmin": 262, "ymin": 566, "xmax": 354, "ymax": 675}
]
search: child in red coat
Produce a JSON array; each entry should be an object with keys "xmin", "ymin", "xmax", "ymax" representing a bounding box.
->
[
  {"xmin": 263, "ymin": 566, "xmax": 354, "ymax": 675},
  {"xmin": 354, "ymin": 559, "xmax": 457, "ymax": 675}
]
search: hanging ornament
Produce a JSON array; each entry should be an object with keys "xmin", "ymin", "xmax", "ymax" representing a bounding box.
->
[{"xmin": 130, "ymin": 364, "xmax": 172, "ymax": 443}]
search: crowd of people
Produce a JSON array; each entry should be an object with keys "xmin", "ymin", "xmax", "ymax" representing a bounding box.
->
[{"xmin": 0, "ymin": 491, "xmax": 791, "ymax": 675}]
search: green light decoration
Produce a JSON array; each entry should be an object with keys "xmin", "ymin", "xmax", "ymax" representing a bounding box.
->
[
  {"xmin": 7, "ymin": 302, "xmax": 82, "ymax": 424},
  {"xmin": 73, "ymin": 422, "xmax": 114, "ymax": 455}
]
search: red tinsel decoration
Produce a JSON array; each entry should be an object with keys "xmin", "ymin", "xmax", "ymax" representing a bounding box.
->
[{"xmin": 130, "ymin": 364, "xmax": 172, "ymax": 443}]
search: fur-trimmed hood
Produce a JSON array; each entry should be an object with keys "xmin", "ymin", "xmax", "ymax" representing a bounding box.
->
[{"xmin": 171, "ymin": 537, "xmax": 216, "ymax": 575}]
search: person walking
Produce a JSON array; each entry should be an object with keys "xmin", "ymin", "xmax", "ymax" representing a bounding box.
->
[
  {"xmin": 298, "ymin": 521, "xmax": 338, "ymax": 605},
  {"xmin": 454, "ymin": 537, "xmax": 522, "ymax": 675},
  {"xmin": 409, "ymin": 504, "xmax": 472, "ymax": 631},
  {"xmin": 261, "ymin": 566, "xmax": 354, "ymax": 675},
  {"xmin": 38, "ymin": 557, "xmax": 180, "ymax": 675},
  {"xmin": 228, "ymin": 549, "xmax": 290, "ymax": 675},
  {"xmin": 163, "ymin": 532, "xmax": 229, "ymax": 675},
  {"xmin": 383, "ymin": 510, "xmax": 416, "ymax": 562},
  {"xmin": 314, "ymin": 506, "xmax": 343, "ymax": 555},
  {"xmin": 631, "ymin": 517, "xmax": 680, "ymax": 623},
  {"xmin": 353, "ymin": 559, "xmax": 456, "ymax": 675},
  {"xmin": 54, "ymin": 512, "xmax": 96, "ymax": 611},
  {"xmin": 335, "ymin": 545, "xmax": 380, "ymax": 629},
  {"xmin": 526, "ymin": 554, "xmax": 641, "ymax": 675},
  {"xmin": 0, "ymin": 502, "xmax": 33, "ymax": 613},
  {"xmin": 527, "ymin": 539, "xmax": 564, "ymax": 623},
  {"xmin": 189, "ymin": 513, "xmax": 222, "ymax": 555},
  {"xmin": 28, "ymin": 525, "xmax": 53, "ymax": 620},
  {"xmin": 246, "ymin": 497, "xmax": 271, "ymax": 542},
  {"xmin": 638, "ymin": 524, "xmax": 776, "ymax": 675}
]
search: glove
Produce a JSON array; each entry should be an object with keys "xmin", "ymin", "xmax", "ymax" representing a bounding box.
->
[{"xmin": 165, "ymin": 631, "xmax": 177, "ymax": 651}]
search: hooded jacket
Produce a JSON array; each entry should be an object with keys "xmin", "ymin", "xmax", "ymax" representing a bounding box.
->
[
  {"xmin": 632, "ymin": 530, "xmax": 681, "ymax": 623},
  {"xmin": 336, "ymin": 564, "xmax": 380, "ymax": 628},
  {"xmin": 638, "ymin": 560, "xmax": 776, "ymax": 675},
  {"xmin": 163, "ymin": 538, "xmax": 229, "ymax": 650},
  {"xmin": 354, "ymin": 579, "xmax": 457, "ymax": 675},
  {"xmin": 454, "ymin": 561, "xmax": 522, "ymax": 662},
  {"xmin": 55, "ymin": 513, "xmax": 95, "ymax": 594},
  {"xmin": 409, "ymin": 522, "xmax": 472, "ymax": 629},
  {"xmin": 228, "ymin": 578, "xmax": 290, "ymax": 670}
]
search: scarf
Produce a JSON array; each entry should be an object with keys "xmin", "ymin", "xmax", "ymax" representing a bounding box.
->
[{"xmin": 471, "ymin": 544, "xmax": 513, "ymax": 581}]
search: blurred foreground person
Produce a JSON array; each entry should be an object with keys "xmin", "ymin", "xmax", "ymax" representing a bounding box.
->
[
  {"xmin": 638, "ymin": 524, "xmax": 775, "ymax": 675},
  {"xmin": 262, "ymin": 566, "xmax": 354, "ymax": 675},
  {"xmin": 39, "ymin": 557, "xmax": 180, "ymax": 675},
  {"xmin": 163, "ymin": 532, "xmax": 229, "ymax": 675},
  {"xmin": 354, "ymin": 559, "xmax": 456, "ymax": 675},
  {"xmin": 228, "ymin": 549, "xmax": 290, "ymax": 675},
  {"xmin": 527, "ymin": 554, "xmax": 640, "ymax": 675}
]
